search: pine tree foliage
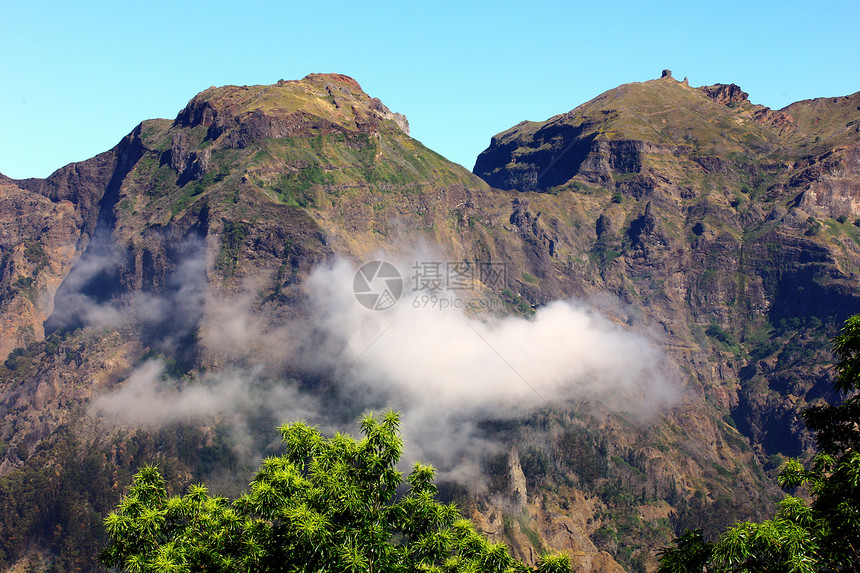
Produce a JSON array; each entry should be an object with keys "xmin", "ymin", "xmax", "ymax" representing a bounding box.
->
[{"xmin": 102, "ymin": 411, "xmax": 571, "ymax": 573}]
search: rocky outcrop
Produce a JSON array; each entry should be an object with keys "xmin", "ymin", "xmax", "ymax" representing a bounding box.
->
[
  {"xmin": 370, "ymin": 97, "xmax": 409, "ymax": 135},
  {"xmin": 753, "ymin": 107, "xmax": 796, "ymax": 135},
  {"xmin": 169, "ymin": 131, "xmax": 211, "ymax": 184},
  {"xmin": 508, "ymin": 447, "xmax": 528, "ymax": 507},
  {"xmin": 796, "ymin": 144, "xmax": 860, "ymax": 218},
  {"xmin": 473, "ymin": 121, "xmax": 598, "ymax": 192},
  {"xmin": 699, "ymin": 83, "xmax": 749, "ymax": 105},
  {"xmin": 0, "ymin": 181, "xmax": 83, "ymax": 358}
]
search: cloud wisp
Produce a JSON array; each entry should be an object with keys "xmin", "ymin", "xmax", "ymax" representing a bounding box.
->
[
  {"xmin": 82, "ymin": 247, "xmax": 680, "ymax": 484},
  {"xmin": 301, "ymin": 257, "xmax": 679, "ymax": 475}
]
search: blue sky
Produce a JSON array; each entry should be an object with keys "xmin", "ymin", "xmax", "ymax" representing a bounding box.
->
[{"xmin": 2, "ymin": 0, "xmax": 858, "ymax": 179}]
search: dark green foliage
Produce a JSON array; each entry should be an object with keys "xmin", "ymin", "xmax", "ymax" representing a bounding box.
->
[
  {"xmin": 519, "ymin": 447, "xmax": 551, "ymax": 485},
  {"xmin": 12, "ymin": 274, "xmax": 40, "ymax": 302},
  {"xmin": 656, "ymin": 529, "xmax": 712, "ymax": 573},
  {"xmin": 23, "ymin": 239, "xmax": 49, "ymax": 267},
  {"xmin": 589, "ymin": 242, "xmax": 621, "ymax": 268},
  {"xmin": 802, "ymin": 316, "xmax": 860, "ymax": 457},
  {"xmin": 3, "ymin": 347, "xmax": 28, "ymax": 370},
  {"xmin": 102, "ymin": 412, "xmax": 571, "ymax": 572},
  {"xmin": 705, "ymin": 322, "xmax": 734, "ymax": 347},
  {"xmin": 805, "ymin": 217, "xmax": 823, "ymax": 236},
  {"xmin": 170, "ymin": 165, "xmax": 229, "ymax": 216},
  {"xmin": 557, "ymin": 427, "xmax": 609, "ymax": 483},
  {"xmin": 502, "ymin": 289, "xmax": 534, "ymax": 315},
  {"xmin": 0, "ymin": 431, "xmax": 125, "ymax": 572},
  {"xmin": 0, "ymin": 421, "xmax": 239, "ymax": 572},
  {"xmin": 215, "ymin": 221, "xmax": 249, "ymax": 276},
  {"xmin": 829, "ymin": 314, "xmax": 860, "ymax": 395},
  {"xmin": 659, "ymin": 314, "xmax": 860, "ymax": 572},
  {"xmin": 270, "ymin": 167, "xmax": 324, "ymax": 207}
]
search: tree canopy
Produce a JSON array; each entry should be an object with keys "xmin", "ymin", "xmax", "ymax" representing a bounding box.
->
[
  {"xmin": 102, "ymin": 410, "xmax": 571, "ymax": 573},
  {"xmin": 658, "ymin": 315, "xmax": 860, "ymax": 573}
]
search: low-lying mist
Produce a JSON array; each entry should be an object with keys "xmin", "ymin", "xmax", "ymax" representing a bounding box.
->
[{"xmin": 81, "ymin": 245, "xmax": 680, "ymax": 486}]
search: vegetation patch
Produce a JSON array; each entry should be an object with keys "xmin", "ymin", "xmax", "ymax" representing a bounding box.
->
[
  {"xmin": 521, "ymin": 271, "xmax": 540, "ymax": 284},
  {"xmin": 215, "ymin": 221, "xmax": 249, "ymax": 276},
  {"xmin": 502, "ymin": 288, "xmax": 534, "ymax": 315}
]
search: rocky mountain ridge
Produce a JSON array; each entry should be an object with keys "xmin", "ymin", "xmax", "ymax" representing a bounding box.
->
[{"xmin": 0, "ymin": 72, "xmax": 858, "ymax": 572}]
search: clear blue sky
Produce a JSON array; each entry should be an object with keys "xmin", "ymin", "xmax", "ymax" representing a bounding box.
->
[{"xmin": 2, "ymin": 0, "xmax": 858, "ymax": 179}]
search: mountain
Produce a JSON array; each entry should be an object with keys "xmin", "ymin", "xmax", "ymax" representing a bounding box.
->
[
  {"xmin": 0, "ymin": 71, "xmax": 858, "ymax": 572},
  {"xmin": 473, "ymin": 70, "xmax": 860, "ymax": 459}
]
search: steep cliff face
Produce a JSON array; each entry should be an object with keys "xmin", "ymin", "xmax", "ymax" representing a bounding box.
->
[
  {"xmin": 0, "ymin": 180, "xmax": 82, "ymax": 359},
  {"xmin": 0, "ymin": 73, "xmax": 858, "ymax": 572},
  {"xmin": 0, "ymin": 128, "xmax": 148, "ymax": 359},
  {"xmin": 473, "ymin": 73, "xmax": 860, "ymax": 462}
]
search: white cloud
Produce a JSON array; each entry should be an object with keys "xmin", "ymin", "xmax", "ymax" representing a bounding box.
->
[{"xmin": 87, "ymin": 248, "xmax": 679, "ymax": 484}]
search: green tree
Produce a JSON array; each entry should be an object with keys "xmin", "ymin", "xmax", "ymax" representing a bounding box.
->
[
  {"xmin": 102, "ymin": 411, "xmax": 571, "ymax": 573},
  {"xmin": 658, "ymin": 315, "xmax": 860, "ymax": 573}
]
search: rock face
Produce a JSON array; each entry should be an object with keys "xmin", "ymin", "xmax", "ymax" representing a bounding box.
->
[
  {"xmin": 508, "ymin": 447, "xmax": 528, "ymax": 507},
  {"xmin": 473, "ymin": 76, "xmax": 860, "ymax": 464},
  {"xmin": 0, "ymin": 181, "xmax": 83, "ymax": 358},
  {"xmin": 699, "ymin": 83, "xmax": 749, "ymax": 105},
  {"xmin": 0, "ymin": 73, "xmax": 859, "ymax": 572}
]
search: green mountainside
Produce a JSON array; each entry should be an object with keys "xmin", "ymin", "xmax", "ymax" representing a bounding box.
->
[
  {"xmin": 0, "ymin": 71, "xmax": 858, "ymax": 572},
  {"xmin": 473, "ymin": 72, "xmax": 860, "ymax": 464}
]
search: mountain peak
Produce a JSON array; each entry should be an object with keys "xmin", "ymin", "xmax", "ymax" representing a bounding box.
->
[
  {"xmin": 173, "ymin": 74, "xmax": 408, "ymax": 145},
  {"xmin": 300, "ymin": 72, "xmax": 363, "ymax": 91}
]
